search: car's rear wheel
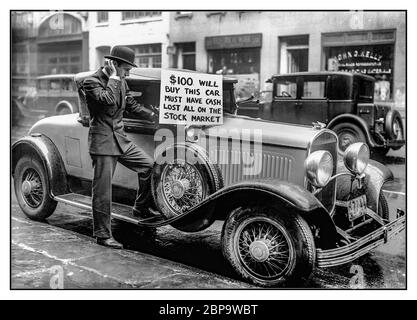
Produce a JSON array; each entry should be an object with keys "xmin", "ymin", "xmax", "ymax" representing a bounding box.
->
[
  {"xmin": 14, "ymin": 155, "xmax": 57, "ymax": 220},
  {"xmin": 333, "ymin": 123, "xmax": 367, "ymax": 152},
  {"xmin": 222, "ymin": 206, "xmax": 316, "ymax": 287}
]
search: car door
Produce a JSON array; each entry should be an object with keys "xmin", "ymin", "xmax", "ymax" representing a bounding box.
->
[
  {"xmin": 111, "ymin": 81, "xmax": 160, "ymax": 190},
  {"xmin": 269, "ymin": 76, "xmax": 300, "ymax": 123},
  {"xmin": 297, "ymin": 75, "xmax": 328, "ymax": 125}
]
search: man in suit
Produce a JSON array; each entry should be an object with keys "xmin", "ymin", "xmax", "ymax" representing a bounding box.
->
[{"xmin": 83, "ymin": 46, "xmax": 158, "ymax": 249}]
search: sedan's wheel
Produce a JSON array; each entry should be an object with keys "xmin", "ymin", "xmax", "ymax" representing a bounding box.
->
[
  {"xmin": 222, "ymin": 206, "xmax": 315, "ymax": 287},
  {"xmin": 332, "ymin": 123, "xmax": 366, "ymax": 152},
  {"xmin": 14, "ymin": 156, "xmax": 57, "ymax": 220}
]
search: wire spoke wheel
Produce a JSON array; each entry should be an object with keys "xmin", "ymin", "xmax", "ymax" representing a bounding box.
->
[
  {"xmin": 21, "ymin": 168, "xmax": 44, "ymax": 208},
  {"xmin": 222, "ymin": 207, "xmax": 316, "ymax": 287},
  {"xmin": 14, "ymin": 155, "xmax": 57, "ymax": 220},
  {"xmin": 235, "ymin": 217, "xmax": 294, "ymax": 281}
]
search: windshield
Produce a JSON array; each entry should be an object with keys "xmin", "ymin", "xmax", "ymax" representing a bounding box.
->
[{"xmin": 127, "ymin": 81, "xmax": 236, "ymax": 115}]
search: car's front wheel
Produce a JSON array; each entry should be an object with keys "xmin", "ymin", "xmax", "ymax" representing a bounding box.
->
[
  {"xmin": 14, "ymin": 155, "xmax": 57, "ymax": 220},
  {"xmin": 222, "ymin": 206, "xmax": 316, "ymax": 287}
]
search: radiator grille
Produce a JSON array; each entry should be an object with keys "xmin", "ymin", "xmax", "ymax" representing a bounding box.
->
[{"xmin": 212, "ymin": 149, "xmax": 293, "ymax": 186}]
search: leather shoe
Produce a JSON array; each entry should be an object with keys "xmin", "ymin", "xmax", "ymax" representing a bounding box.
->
[
  {"xmin": 132, "ymin": 207, "xmax": 160, "ymax": 220},
  {"xmin": 96, "ymin": 237, "xmax": 123, "ymax": 249}
]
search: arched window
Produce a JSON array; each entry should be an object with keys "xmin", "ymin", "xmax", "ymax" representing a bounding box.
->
[{"xmin": 38, "ymin": 13, "xmax": 82, "ymax": 38}]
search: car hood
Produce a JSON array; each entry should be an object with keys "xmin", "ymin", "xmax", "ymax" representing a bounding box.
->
[{"xmin": 207, "ymin": 115, "xmax": 323, "ymax": 150}]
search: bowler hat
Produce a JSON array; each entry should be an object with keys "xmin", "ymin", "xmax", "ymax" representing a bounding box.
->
[{"xmin": 105, "ymin": 46, "xmax": 137, "ymax": 67}]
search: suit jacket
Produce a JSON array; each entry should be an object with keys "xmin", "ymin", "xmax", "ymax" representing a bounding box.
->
[{"xmin": 83, "ymin": 69, "xmax": 154, "ymax": 156}]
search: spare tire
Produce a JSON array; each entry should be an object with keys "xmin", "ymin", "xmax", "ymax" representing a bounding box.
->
[
  {"xmin": 385, "ymin": 110, "xmax": 404, "ymax": 142},
  {"xmin": 151, "ymin": 143, "xmax": 223, "ymax": 232}
]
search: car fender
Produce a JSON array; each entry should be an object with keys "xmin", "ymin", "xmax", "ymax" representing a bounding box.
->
[
  {"xmin": 55, "ymin": 100, "xmax": 74, "ymax": 114},
  {"xmin": 328, "ymin": 114, "xmax": 377, "ymax": 148},
  {"xmin": 336, "ymin": 158, "xmax": 393, "ymax": 213},
  {"xmin": 141, "ymin": 179, "xmax": 340, "ymax": 248},
  {"xmin": 12, "ymin": 134, "xmax": 68, "ymax": 197}
]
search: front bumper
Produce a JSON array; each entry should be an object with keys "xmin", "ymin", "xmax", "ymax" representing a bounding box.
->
[{"xmin": 316, "ymin": 212, "xmax": 405, "ymax": 268}]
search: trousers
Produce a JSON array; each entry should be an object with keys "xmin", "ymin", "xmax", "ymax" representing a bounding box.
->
[{"xmin": 91, "ymin": 143, "xmax": 154, "ymax": 239}]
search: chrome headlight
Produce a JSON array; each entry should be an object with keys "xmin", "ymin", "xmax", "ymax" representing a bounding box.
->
[
  {"xmin": 305, "ymin": 150, "xmax": 334, "ymax": 188},
  {"xmin": 344, "ymin": 143, "xmax": 369, "ymax": 175}
]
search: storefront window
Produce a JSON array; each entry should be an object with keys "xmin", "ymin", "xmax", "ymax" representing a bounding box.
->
[
  {"xmin": 279, "ymin": 35, "xmax": 309, "ymax": 74},
  {"xmin": 173, "ymin": 42, "xmax": 196, "ymax": 70},
  {"xmin": 324, "ymin": 39, "xmax": 395, "ymax": 101},
  {"xmin": 121, "ymin": 11, "xmax": 161, "ymax": 20},
  {"xmin": 97, "ymin": 11, "xmax": 108, "ymax": 23},
  {"xmin": 206, "ymin": 34, "xmax": 262, "ymax": 100},
  {"xmin": 208, "ymin": 48, "xmax": 260, "ymax": 75},
  {"xmin": 132, "ymin": 44, "xmax": 162, "ymax": 68}
]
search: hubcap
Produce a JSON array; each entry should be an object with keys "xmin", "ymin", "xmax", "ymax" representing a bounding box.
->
[
  {"xmin": 21, "ymin": 168, "xmax": 43, "ymax": 208},
  {"xmin": 249, "ymin": 240, "xmax": 270, "ymax": 262},
  {"xmin": 171, "ymin": 179, "xmax": 190, "ymax": 199},
  {"xmin": 21, "ymin": 180, "xmax": 33, "ymax": 196}
]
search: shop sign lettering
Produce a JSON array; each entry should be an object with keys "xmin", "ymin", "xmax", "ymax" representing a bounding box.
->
[
  {"xmin": 335, "ymin": 50, "xmax": 383, "ymax": 62},
  {"xmin": 332, "ymin": 51, "xmax": 391, "ymax": 75}
]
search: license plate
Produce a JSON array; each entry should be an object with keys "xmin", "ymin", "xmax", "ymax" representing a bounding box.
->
[{"xmin": 347, "ymin": 195, "xmax": 367, "ymax": 221}]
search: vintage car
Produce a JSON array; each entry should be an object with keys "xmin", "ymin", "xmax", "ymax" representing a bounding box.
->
[
  {"xmin": 11, "ymin": 68, "xmax": 405, "ymax": 287},
  {"xmin": 238, "ymin": 72, "xmax": 405, "ymax": 156},
  {"xmin": 15, "ymin": 74, "xmax": 80, "ymax": 119}
]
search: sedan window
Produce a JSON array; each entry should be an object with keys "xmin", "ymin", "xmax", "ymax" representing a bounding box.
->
[
  {"xmin": 274, "ymin": 79, "xmax": 297, "ymax": 98},
  {"xmin": 302, "ymin": 80, "xmax": 326, "ymax": 99}
]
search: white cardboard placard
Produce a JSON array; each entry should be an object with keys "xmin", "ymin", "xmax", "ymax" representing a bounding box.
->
[{"xmin": 159, "ymin": 69, "xmax": 223, "ymax": 125}]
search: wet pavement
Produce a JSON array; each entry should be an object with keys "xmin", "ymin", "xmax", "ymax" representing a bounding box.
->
[{"xmin": 10, "ymin": 117, "xmax": 406, "ymax": 289}]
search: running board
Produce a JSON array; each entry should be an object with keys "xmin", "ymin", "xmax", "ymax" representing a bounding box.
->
[{"xmin": 53, "ymin": 193, "xmax": 166, "ymax": 226}]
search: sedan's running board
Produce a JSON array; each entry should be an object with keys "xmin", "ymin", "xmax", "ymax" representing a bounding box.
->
[{"xmin": 53, "ymin": 193, "xmax": 166, "ymax": 226}]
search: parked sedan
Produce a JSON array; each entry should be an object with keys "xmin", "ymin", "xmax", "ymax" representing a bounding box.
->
[
  {"xmin": 17, "ymin": 74, "xmax": 80, "ymax": 118},
  {"xmin": 12, "ymin": 68, "xmax": 405, "ymax": 287},
  {"xmin": 240, "ymin": 72, "xmax": 405, "ymax": 156}
]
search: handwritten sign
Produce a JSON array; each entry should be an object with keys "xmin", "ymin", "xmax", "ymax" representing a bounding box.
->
[{"xmin": 159, "ymin": 69, "xmax": 223, "ymax": 125}]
